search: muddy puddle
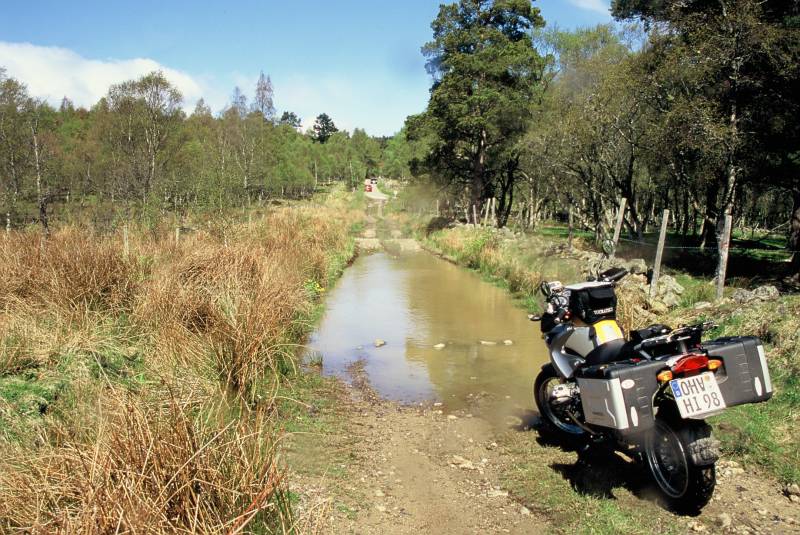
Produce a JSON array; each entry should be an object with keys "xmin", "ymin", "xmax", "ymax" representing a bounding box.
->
[{"xmin": 307, "ymin": 250, "xmax": 549, "ymax": 415}]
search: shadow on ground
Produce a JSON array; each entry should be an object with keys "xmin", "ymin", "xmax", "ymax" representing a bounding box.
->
[{"xmin": 508, "ymin": 407, "xmax": 671, "ymax": 511}]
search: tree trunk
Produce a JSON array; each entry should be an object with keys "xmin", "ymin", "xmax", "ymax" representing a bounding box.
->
[{"xmin": 789, "ymin": 188, "xmax": 800, "ymax": 280}]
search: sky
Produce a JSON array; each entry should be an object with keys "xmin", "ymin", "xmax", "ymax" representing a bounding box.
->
[{"xmin": 0, "ymin": 1, "xmax": 611, "ymax": 137}]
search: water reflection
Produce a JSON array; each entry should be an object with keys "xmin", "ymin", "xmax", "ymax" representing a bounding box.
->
[{"xmin": 307, "ymin": 251, "xmax": 549, "ymax": 409}]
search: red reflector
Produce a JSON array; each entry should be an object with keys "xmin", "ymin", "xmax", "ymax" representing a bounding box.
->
[{"xmin": 672, "ymin": 354, "xmax": 709, "ymax": 375}]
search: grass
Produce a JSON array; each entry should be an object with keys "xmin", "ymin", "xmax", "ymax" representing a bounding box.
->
[
  {"xmin": 500, "ymin": 432, "xmax": 682, "ymax": 535},
  {"xmin": 0, "ymin": 188, "xmax": 363, "ymax": 533}
]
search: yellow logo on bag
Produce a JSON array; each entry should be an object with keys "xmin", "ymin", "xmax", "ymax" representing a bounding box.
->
[{"xmin": 594, "ymin": 320, "xmax": 624, "ymax": 345}]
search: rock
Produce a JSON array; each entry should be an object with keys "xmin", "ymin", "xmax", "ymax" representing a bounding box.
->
[
  {"xmin": 433, "ymin": 343, "xmax": 446, "ymax": 350},
  {"xmin": 658, "ymin": 274, "xmax": 685, "ymax": 296},
  {"xmin": 757, "ymin": 509, "xmax": 768, "ymax": 516},
  {"xmin": 624, "ymin": 258, "xmax": 648, "ymax": 274},
  {"xmin": 447, "ymin": 414, "xmax": 458, "ymax": 420},
  {"xmin": 374, "ymin": 339, "xmax": 386, "ymax": 347},
  {"xmin": 716, "ymin": 513, "xmax": 732, "ymax": 530},
  {"xmin": 390, "ymin": 229, "xmax": 402, "ymax": 239},
  {"xmin": 503, "ymin": 339, "xmax": 513, "ymax": 345},
  {"xmin": 520, "ymin": 506, "xmax": 531, "ymax": 516},
  {"xmin": 694, "ymin": 301, "xmax": 713, "ymax": 310},
  {"xmin": 791, "ymin": 495, "xmax": 800, "ymax": 504},
  {"xmin": 752, "ymin": 285, "xmax": 780, "ymax": 301},
  {"xmin": 451, "ymin": 455, "xmax": 476, "ymax": 470},
  {"xmin": 433, "ymin": 402, "xmax": 443, "ymax": 407},
  {"xmin": 649, "ymin": 299, "xmax": 669, "ymax": 315},
  {"xmin": 487, "ymin": 489, "xmax": 509, "ymax": 498},
  {"xmin": 786, "ymin": 483, "xmax": 800, "ymax": 497},
  {"xmin": 376, "ymin": 505, "xmax": 387, "ymax": 513},
  {"xmin": 732, "ymin": 288, "xmax": 755, "ymax": 303},
  {"xmin": 480, "ymin": 340, "xmax": 497, "ymax": 346},
  {"xmin": 690, "ymin": 520, "xmax": 707, "ymax": 532},
  {"xmin": 362, "ymin": 228, "xmax": 377, "ymax": 238},
  {"xmin": 374, "ymin": 489, "xmax": 385, "ymax": 497}
]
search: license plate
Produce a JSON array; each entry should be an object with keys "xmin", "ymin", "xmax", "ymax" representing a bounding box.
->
[{"xmin": 670, "ymin": 372, "xmax": 727, "ymax": 419}]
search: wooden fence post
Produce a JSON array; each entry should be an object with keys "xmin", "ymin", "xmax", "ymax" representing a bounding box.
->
[
  {"xmin": 175, "ymin": 226, "xmax": 180, "ymax": 245},
  {"xmin": 123, "ymin": 224, "xmax": 129, "ymax": 257},
  {"xmin": 472, "ymin": 205, "xmax": 478, "ymax": 228},
  {"xmin": 611, "ymin": 198, "xmax": 627, "ymax": 258},
  {"xmin": 436, "ymin": 199, "xmax": 440, "ymax": 217},
  {"xmin": 650, "ymin": 209, "xmax": 670, "ymax": 298},
  {"xmin": 5, "ymin": 213, "xmax": 9, "ymax": 236},
  {"xmin": 568, "ymin": 206, "xmax": 574, "ymax": 251},
  {"xmin": 716, "ymin": 214, "xmax": 733, "ymax": 301}
]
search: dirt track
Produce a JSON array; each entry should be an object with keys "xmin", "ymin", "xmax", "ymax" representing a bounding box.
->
[{"xmin": 289, "ymin": 366, "xmax": 800, "ymax": 535}]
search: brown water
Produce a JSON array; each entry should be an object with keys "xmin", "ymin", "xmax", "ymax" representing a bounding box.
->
[{"xmin": 307, "ymin": 250, "xmax": 550, "ymax": 411}]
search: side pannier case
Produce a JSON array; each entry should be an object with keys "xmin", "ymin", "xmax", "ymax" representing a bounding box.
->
[
  {"xmin": 703, "ymin": 336, "xmax": 773, "ymax": 406},
  {"xmin": 566, "ymin": 281, "xmax": 617, "ymax": 325},
  {"xmin": 575, "ymin": 359, "xmax": 667, "ymax": 435}
]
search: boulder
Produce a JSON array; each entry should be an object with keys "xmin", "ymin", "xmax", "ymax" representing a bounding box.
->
[
  {"xmin": 374, "ymin": 339, "xmax": 386, "ymax": 348},
  {"xmin": 624, "ymin": 258, "xmax": 648, "ymax": 275},
  {"xmin": 752, "ymin": 285, "xmax": 780, "ymax": 301},
  {"xmin": 732, "ymin": 288, "xmax": 756, "ymax": 304}
]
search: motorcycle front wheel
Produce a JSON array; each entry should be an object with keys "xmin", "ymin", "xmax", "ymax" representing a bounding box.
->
[
  {"xmin": 534, "ymin": 363, "xmax": 586, "ymax": 437},
  {"xmin": 644, "ymin": 417, "xmax": 716, "ymax": 514}
]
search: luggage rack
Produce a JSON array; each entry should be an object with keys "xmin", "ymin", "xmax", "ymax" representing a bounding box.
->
[{"xmin": 634, "ymin": 321, "xmax": 717, "ymax": 360}]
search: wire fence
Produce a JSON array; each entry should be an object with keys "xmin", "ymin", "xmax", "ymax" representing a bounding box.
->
[{"xmin": 616, "ymin": 236, "xmax": 799, "ymax": 254}]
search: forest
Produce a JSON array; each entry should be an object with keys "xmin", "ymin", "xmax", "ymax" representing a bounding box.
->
[
  {"xmin": 406, "ymin": 0, "xmax": 800, "ymax": 280},
  {"xmin": 0, "ymin": 69, "xmax": 412, "ymax": 230}
]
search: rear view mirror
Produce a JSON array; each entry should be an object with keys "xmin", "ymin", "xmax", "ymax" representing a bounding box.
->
[{"xmin": 540, "ymin": 281, "xmax": 551, "ymax": 297}]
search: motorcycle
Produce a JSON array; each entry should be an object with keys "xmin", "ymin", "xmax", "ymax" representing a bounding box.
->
[{"xmin": 531, "ymin": 267, "xmax": 773, "ymax": 513}]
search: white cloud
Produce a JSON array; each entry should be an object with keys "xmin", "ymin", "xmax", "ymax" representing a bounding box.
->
[
  {"xmin": 566, "ymin": 0, "xmax": 610, "ymax": 15},
  {"xmin": 0, "ymin": 41, "xmax": 426, "ymax": 135},
  {"xmin": 0, "ymin": 41, "xmax": 207, "ymax": 111}
]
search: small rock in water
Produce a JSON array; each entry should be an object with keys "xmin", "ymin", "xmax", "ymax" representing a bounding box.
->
[
  {"xmin": 433, "ymin": 343, "xmax": 446, "ymax": 350},
  {"xmin": 374, "ymin": 339, "xmax": 386, "ymax": 347},
  {"xmin": 433, "ymin": 402, "xmax": 443, "ymax": 407},
  {"xmin": 503, "ymin": 339, "xmax": 513, "ymax": 345},
  {"xmin": 480, "ymin": 340, "xmax": 497, "ymax": 346},
  {"xmin": 356, "ymin": 345, "xmax": 364, "ymax": 350}
]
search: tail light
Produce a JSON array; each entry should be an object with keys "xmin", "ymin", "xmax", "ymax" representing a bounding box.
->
[
  {"xmin": 707, "ymin": 358, "xmax": 723, "ymax": 371},
  {"xmin": 672, "ymin": 353, "xmax": 709, "ymax": 376}
]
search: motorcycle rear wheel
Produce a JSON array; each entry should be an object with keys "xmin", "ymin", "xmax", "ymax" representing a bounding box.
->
[
  {"xmin": 534, "ymin": 364, "xmax": 586, "ymax": 437},
  {"xmin": 644, "ymin": 417, "xmax": 716, "ymax": 514}
]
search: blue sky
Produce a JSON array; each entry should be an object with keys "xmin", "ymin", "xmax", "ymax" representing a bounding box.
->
[{"xmin": 0, "ymin": 1, "xmax": 611, "ymax": 136}]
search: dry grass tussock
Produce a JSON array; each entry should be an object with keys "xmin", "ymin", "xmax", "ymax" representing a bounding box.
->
[{"xmin": 0, "ymin": 200, "xmax": 358, "ymax": 533}]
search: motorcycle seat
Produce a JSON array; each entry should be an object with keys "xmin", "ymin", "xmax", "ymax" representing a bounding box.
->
[{"xmin": 584, "ymin": 338, "xmax": 628, "ymax": 366}]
